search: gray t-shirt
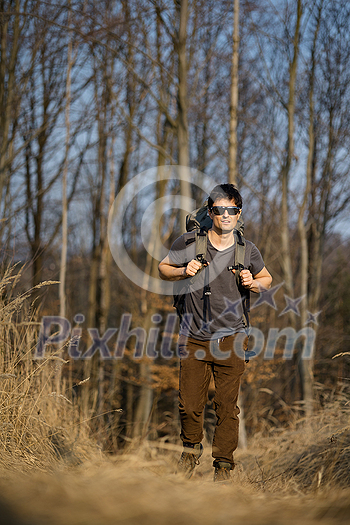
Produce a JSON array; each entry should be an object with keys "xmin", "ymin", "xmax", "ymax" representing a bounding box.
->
[{"xmin": 170, "ymin": 232, "xmax": 265, "ymax": 340}]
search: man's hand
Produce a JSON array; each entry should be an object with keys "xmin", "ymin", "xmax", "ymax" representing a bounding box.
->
[
  {"xmin": 185, "ymin": 259, "xmax": 203, "ymax": 277},
  {"xmin": 231, "ymin": 268, "xmax": 253, "ymax": 288},
  {"xmin": 231, "ymin": 266, "xmax": 272, "ymax": 292},
  {"xmin": 240, "ymin": 269, "xmax": 253, "ymax": 289},
  {"xmin": 158, "ymin": 256, "xmax": 205, "ymax": 281}
]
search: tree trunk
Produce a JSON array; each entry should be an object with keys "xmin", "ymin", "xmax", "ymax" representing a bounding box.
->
[
  {"xmin": 132, "ymin": 361, "xmax": 153, "ymax": 440},
  {"xmin": 59, "ymin": 3, "xmax": 73, "ymax": 321},
  {"xmin": 297, "ymin": 4, "xmax": 321, "ymax": 417},
  {"xmin": 177, "ymin": 0, "xmax": 192, "ymax": 229},
  {"xmin": 280, "ymin": 0, "xmax": 302, "ymax": 304},
  {"xmin": 228, "ymin": 0, "xmax": 239, "ymax": 186},
  {"xmin": 0, "ymin": 0, "xmax": 20, "ymax": 202},
  {"xmin": 56, "ymin": 4, "xmax": 73, "ymax": 397},
  {"xmin": 229, "ymin": 0, "xmax": 248, "ymax": 445},
  {"xmin": 118, "ymin": 0, "xmax": 135, "ymax": 193},
  {"xmin": 237, "ymin": 391, "xmax": 247, "ymax": 449}
]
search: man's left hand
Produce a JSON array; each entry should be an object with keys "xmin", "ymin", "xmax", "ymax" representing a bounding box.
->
[
  {"xmin": 231, "ymin": 266, "xmax": 272, "ymax": 293},
  {"xmin": 240, "ymin": 269, "xmax": 253, "ymax": 289}
]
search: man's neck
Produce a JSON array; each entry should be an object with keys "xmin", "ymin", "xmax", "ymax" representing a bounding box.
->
[{"xmin": 208, "ymin": 228, "xmax": 235, "ymax": 251}]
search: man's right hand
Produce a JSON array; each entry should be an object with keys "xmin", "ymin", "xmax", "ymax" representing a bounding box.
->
[
  {"xmin": 185, "ymin": 259, "xmax": 203, "ymax": 277},
  {"xmin": 158, "ymin": 256, "xmax": 205, "ymax": 281}
]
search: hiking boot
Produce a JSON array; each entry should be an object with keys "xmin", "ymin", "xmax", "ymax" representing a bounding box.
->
[
  {"xmin": 177, "ymin": 443, "xmax": 203, "ymax": 478},
  {"xmin": 214, "ymin": 461, "xmax": 233, "ymax": 483}
]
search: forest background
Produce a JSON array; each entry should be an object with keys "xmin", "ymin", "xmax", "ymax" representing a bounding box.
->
[{"xmin": 1, "ymin": 0, "xmax": 350, "ymax": 455}]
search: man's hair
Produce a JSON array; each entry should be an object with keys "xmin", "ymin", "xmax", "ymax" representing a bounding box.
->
[{"xmin": 208, "ymin": 184, "xmax": 242, "ymax": 209}]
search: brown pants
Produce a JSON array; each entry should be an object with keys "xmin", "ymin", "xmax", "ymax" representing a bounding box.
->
[{"xmin": 178, "ymin": 333, "xmax": 247, "ymax": 466}]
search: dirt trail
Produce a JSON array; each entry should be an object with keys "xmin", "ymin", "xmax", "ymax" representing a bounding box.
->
[{"xmin": 1, "ymin": 447, "xmax": 350, "ymax": 525}]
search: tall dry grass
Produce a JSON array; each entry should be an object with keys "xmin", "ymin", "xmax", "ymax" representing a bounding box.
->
[
  {"xmin": 1, "ymin": 434, "xmax": 350, "ymax": 525},
  {"xmin": 0, "ymin": 265, "xmax": 97, "ymax": 473},
  {"xmin": 0, "ymin": 265, "xmax": 350, "ymax": 524}
]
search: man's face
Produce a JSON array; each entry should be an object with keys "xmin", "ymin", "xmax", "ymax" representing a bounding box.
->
[{"xmin": 208, "ymin": 197, "xmax": 241, "ymax": 234}]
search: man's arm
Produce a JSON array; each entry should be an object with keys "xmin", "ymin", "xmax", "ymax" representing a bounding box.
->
[
  {"xmin": 235, "ymin": 266, "xmax": 272, "ymax": 293},
  {"xmin": 158, "ymin": 256, "xmax": 202, "ymax": 281}
]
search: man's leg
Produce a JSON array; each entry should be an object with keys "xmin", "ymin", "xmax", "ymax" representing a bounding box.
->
[
  {"xmin": 211, "ymin": 335, "xmax": 246, "ymax": 468},
  {"xmin": 178, "ymin": 337, "xmax": 212, "ymax": 444},
  {"xmin": 176, "ymin": 336, "xmax": 212, "ymax": 477}
]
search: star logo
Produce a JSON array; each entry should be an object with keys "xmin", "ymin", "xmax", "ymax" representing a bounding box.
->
[
  {"xmin": 279, "ymin": 295, "xmax": 305, "ymax": 316},
  {"xmin": 220, "ymin": 297, "xmax": 243, "ymax": 318},
  {"xmin": 200, "ymin": 320, "xmax": 212, "ymax": 332},
  {"xmin": 191, "ymin": 319, "xmax": 214, "ymax": 337},
  {"xmin": 251, "ymin": 282, "xmax": 284, "ymax": 310},
  {"xmin": 305, "ymin": 310, "xmax": 321, "ymax": 325}
]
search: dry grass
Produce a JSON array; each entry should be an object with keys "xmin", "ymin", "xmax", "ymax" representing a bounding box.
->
[
  {"xmin": 0, "ymin": 266, "xmax": 98, "ymax": 473},
  {"xmin": 0, "ymin": 402, "xmax": 349, "ymax": 525},
  {"xmin": 239, "ymin": 388, "xmax": 350, "ymax": 492},
  {"xmin": 0, "ymin": 266, "xmax": 350, "ymax": 524},
  {"xmin": 1, "ymin": 443, "xmax": 350, "ymax": 525}
]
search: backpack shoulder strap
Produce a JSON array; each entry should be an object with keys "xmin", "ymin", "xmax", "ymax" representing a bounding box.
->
[
  {"xmin": 233, "ymin": 231, "xmax": 251, "ymax": 330},
  {"xmin": 187, "ymin": 228, "xmax": 208, "ymax": 286},
  {"xmin": 195, "ymin": 227, "xmax": 208, "ymax": 264},
  {"xmin": 173, "ymin": 228, "xmax": 209, "ymax": 319},
  {"xmin": 234, "ymin": 230, "xmax": 246, "ymax": 281}
]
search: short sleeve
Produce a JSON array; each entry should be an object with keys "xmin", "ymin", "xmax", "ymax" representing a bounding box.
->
[
  {"xmin": 249, "ymin": 244, "xmax": 265, "ymax": 276},
  {"xmin": 168, "ymin": 235, "xmax": 192, "ymax": 266}
]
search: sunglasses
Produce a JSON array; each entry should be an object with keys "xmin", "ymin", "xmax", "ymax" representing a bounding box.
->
[{"xmin": 211, "ymin": 206, "xmax": 241, "ymax": 216}]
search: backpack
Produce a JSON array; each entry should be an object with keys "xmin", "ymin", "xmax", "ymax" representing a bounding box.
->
[{"xmin": 173, "ymin": 201, "xmax": 250, "ymax": 329}]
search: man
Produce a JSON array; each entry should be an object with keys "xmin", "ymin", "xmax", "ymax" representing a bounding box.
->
[{"xmin": 158, "ymin": 184, "xmax": 272, "ymax": 482}]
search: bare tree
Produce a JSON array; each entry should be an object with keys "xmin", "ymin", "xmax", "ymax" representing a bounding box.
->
[
  {"xmin": 60, "ymin": 1, "xmax": 74, "ymax": 320},
  {"xmin": 297, "ymin": 0, "xmax": 323, "ymax": 416},
  {"xmin": 229, "ymin": 0, "xmax": 240, "ymax": 186},
  {"xmin": 302, "ymin": 0, "xmax": 350, "ymax": 407},
  {"xmin": 0, "ymin": 0, "xmax": 30, "ymax": 233},
  {"xmin": 176, "ymin": 0, "xmax": 192, "ymax": 228},
  {"xmin": 280, "ymin": 0, "xmax": 303, "ymax": 302}
]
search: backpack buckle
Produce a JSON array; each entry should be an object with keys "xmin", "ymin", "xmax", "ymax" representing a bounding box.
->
[
  {"xmin": 197, "ymin": 254, "xmax": 209, "ymax": 266},
  {"xmin": 227, "ymin": 264, "xmax": 244, "ymax": 271}
]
